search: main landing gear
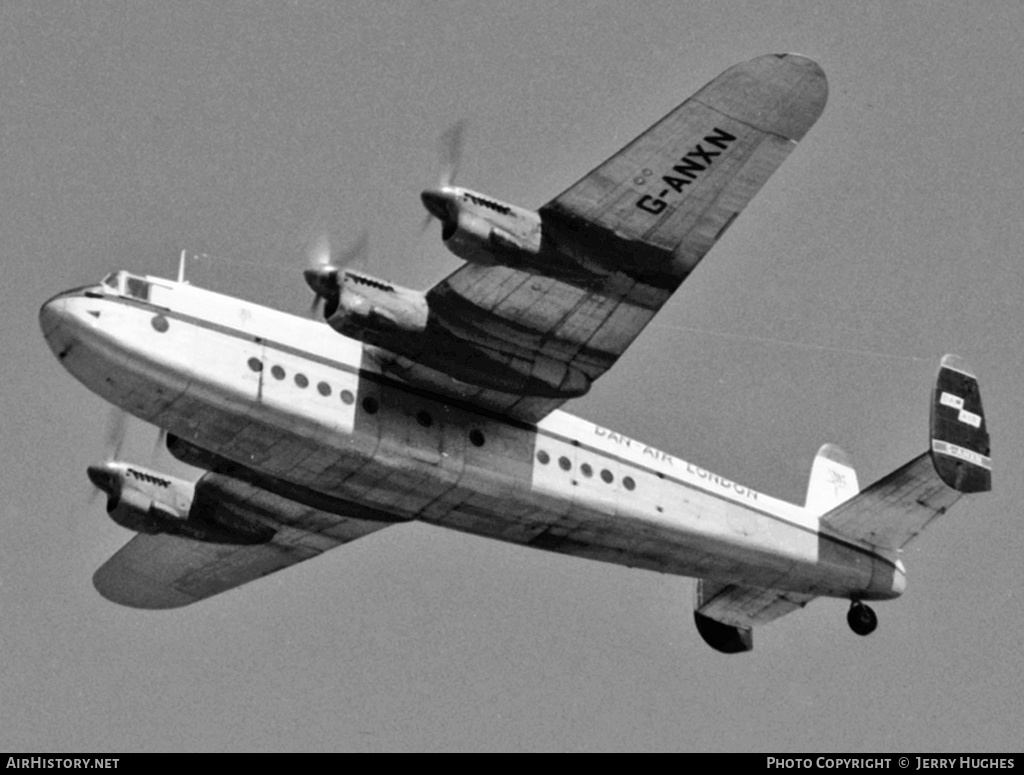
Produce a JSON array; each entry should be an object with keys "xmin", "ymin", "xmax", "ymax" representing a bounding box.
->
[{"xmin": 847, "ymin": 600, "xmax": 878, "ymax": 636}]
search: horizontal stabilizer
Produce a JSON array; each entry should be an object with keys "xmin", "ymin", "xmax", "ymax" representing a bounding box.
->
[
  {"xmin": 693, "ymin": 579, "xmax": 815, "ymax": 654},
  {"xmin": 821, "ymin": 355, "xmax": 990, "ymax": 549}
]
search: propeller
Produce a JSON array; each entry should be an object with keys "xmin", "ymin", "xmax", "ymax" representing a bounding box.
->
[
  {"xmin": 104, "ymin": 406, "xmax": 128, "ymax": 461},
  {"xmin": 87, "ymin": 407, "xmax": 129, "ymax": 505},
  {"xmin": 421, "ymin": 120, "xmax": 468, "ymax": 231},
  {"xmin": 151, "ymin": 428, "xmax": 168, "ymax": 463},
  {"xmin": 303, "ymin": 231, "xmax": 369, "ymax": 318},
  {"xmin": 88, "ymin": 407, "xmax": 170, "ymax": 504},
  {"xmin": 438, "ymin": 119, "xmax": 467, "ymax": 189},
  {"xmin": 305, "ymin": 233, "xmax": 336, "ymax": 317}
]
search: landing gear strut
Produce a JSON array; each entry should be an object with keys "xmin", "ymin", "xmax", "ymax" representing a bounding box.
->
[{"xmin": 847, "ymin": 601, "xmax": 877, "ymax": 636}]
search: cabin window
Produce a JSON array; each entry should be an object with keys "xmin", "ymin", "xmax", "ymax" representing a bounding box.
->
[
  {"xmin": 247, "ymin": 357, "xmax": 263, "ymax": 372},
  {"xmin": 600, "ymin": 469, "xmax": 613, "ymax": 484},
  {"xmin": 362, "ymin": 396, "xmax": 379, "ymax": 414},
  {"xmin": 580, "ymin": 463, "xmax": 593, "ymax": 478},
  {"xmin": 536, "ymin": 450, "xmax": 550, "ymax": 465},
  {"xmin": 317, "ymin": 381, "xmax": 332, "ymax": 397},
  {"xmin": 340, "ymin": 389, "xmax": 355, "ymax": 405},
  {"xmin": 294, "ymin": 373, "xmax": 309, "ymax": 388},
  {"xmin": 623, "ymin": 476, "xmax": 636, "ymax": 491},
  {"xmin": 416, "ymin": 410, "xmax": 433, "ymax": 428},
  {"xmin": 558, "ymin": 456, "xmax": 572, "ymax": 471},
  {"xmin": 469, "ymin": 429, "xmax": 485, "ymax": 447},
  {"xmin": 271, "ymin": 365, "xmax": 285, "ymax": 380}
]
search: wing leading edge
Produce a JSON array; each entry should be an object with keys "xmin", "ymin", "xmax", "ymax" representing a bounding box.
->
[{"xmin": 424, "ymin": 54, "xmax": 828, "ymax": 422}]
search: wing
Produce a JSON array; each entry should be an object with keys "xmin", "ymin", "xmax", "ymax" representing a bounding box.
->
[
  {"xmin": 424, "ymin": 54, "xmax": 827, "ymax": 422},
  {"xmin": 541, "ymin": 53, "xmax": 827, "ymax": 260},
  {"xmin": 93, "ymin": 472, "xmax": 394, "ymax": 609},
  {"xmin": 821, "ymin": 355, "xmax": 991, "ymax": 549},
  {"xmin": 693, "ymin": 578, "xmax": 816, "ymax": 653}
]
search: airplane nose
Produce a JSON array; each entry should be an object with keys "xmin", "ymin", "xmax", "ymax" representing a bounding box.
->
[
  {"xmin": 39, "ymin": 296, "xmax": 78, "ymax": 360},
  {"xmin": 39, "ymin": 290, "xmax": 107, "ymax": 363},
  {"xmin": 39, "ymin": 296, "xmax": 67, "ymax": 338}
]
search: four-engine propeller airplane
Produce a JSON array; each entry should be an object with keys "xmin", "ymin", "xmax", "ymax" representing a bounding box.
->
[{"xmin": 40, "ymin": 54, "xmax": 991, "ymax": 653}]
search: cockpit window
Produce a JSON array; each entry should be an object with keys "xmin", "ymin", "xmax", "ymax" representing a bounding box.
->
[
  {"xmin": 125, "ymin": 276, "xmax": 150, "ymax": 301},
  {"xmin": 99, "ymin": 271, "xmax": 155, "ymax": 300},
  {"xmin": 101, "ymin": 272, "xmax": 122, "ymax": 292}
]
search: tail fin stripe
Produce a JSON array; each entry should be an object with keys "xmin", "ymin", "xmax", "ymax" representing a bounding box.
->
[{"xmin": 931, "ymin": 439, "xmax": 991, "ymax": 471}]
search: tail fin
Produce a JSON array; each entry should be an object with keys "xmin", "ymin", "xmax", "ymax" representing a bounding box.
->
[
  {"xmin": 805, "ymin": 443, "xmax": 860, "ymax": 516},
  {"xmin": 930, "ymin": 354, "xmax": 991, "ymax": 493},
  {"xmin": 819, "ymin": 354, "xmax": 990, "ymax": 549}
]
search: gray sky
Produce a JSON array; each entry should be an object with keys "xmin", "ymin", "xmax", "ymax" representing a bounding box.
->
[{"xmin": 3, "ymin": 1, "xmax": 1023, "ymax": 752}]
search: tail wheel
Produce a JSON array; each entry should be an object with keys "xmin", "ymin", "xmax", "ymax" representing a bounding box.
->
[{"xmin": 847, "ymin": 601, "xmax": 878, "ymax": 636}]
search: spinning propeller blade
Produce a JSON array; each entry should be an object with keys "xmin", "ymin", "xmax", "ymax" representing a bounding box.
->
[
  {"xmin": 303, "ymin": 231, "xmax": 369, "ymax": 318},
  {"xmin": 438, "ymin": 119, "xmax": 467, "ymax": 189},
  {"xmin": 104, "ymin": 407, "xmax": 128, "ymax": 461},
  {"xmin": 421, "ymin": 120, "xmax": 468, "ymax": 232}
]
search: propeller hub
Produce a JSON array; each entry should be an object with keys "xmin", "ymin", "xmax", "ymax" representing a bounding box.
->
[
  {"xmin": 421, "ymin": 187, "xmax": 456, "ymax": 223},
  {"xmin": 87, "ymin": 462, "xmax": 120, "ymax": 497},
  {"xmin": 303, "ymin": 266, "xmax": 340, "ymax": 299}
]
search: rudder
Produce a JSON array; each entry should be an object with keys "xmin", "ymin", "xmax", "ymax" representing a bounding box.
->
[{"xmin": 930, "ymin": 354, "xmax": 991, "ymax": 494}]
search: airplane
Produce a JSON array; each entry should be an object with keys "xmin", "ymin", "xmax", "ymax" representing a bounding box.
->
[{"xmin": 39, "ymin": 53, "xmax": 991, "ymax": 653}]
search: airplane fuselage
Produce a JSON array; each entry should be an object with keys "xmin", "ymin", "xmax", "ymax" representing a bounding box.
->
[{"xmin": 40, "ymin": 272, "xmax": 905, "ymax": 603}]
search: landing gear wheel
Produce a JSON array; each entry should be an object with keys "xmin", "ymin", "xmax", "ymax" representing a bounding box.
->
[{"xmin": 847, "ymin": 601, "xmax": 878, "ymax": 636}]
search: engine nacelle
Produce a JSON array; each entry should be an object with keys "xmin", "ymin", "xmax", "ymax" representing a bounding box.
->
[
  {"xmin": 108, "ymin": 486, "xmax": 182, "ymax": 534},
  {"xmin": 88, "ymin": 463, "xmax": 192, "ymax": 534},
  {"xmin": 422, "ymin": 186, "xmax": 542, "ymax": 267},
  {"xmin": 443, "ymin": 210, "xmax": 503, "ymax": 266},
  {"xmin": 325, "ymin": 271, "xmax": 429, "ymax": 345},
  {"xmin": 87, "ymin": 461, "xmax": 274, "ymax": 545}
]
